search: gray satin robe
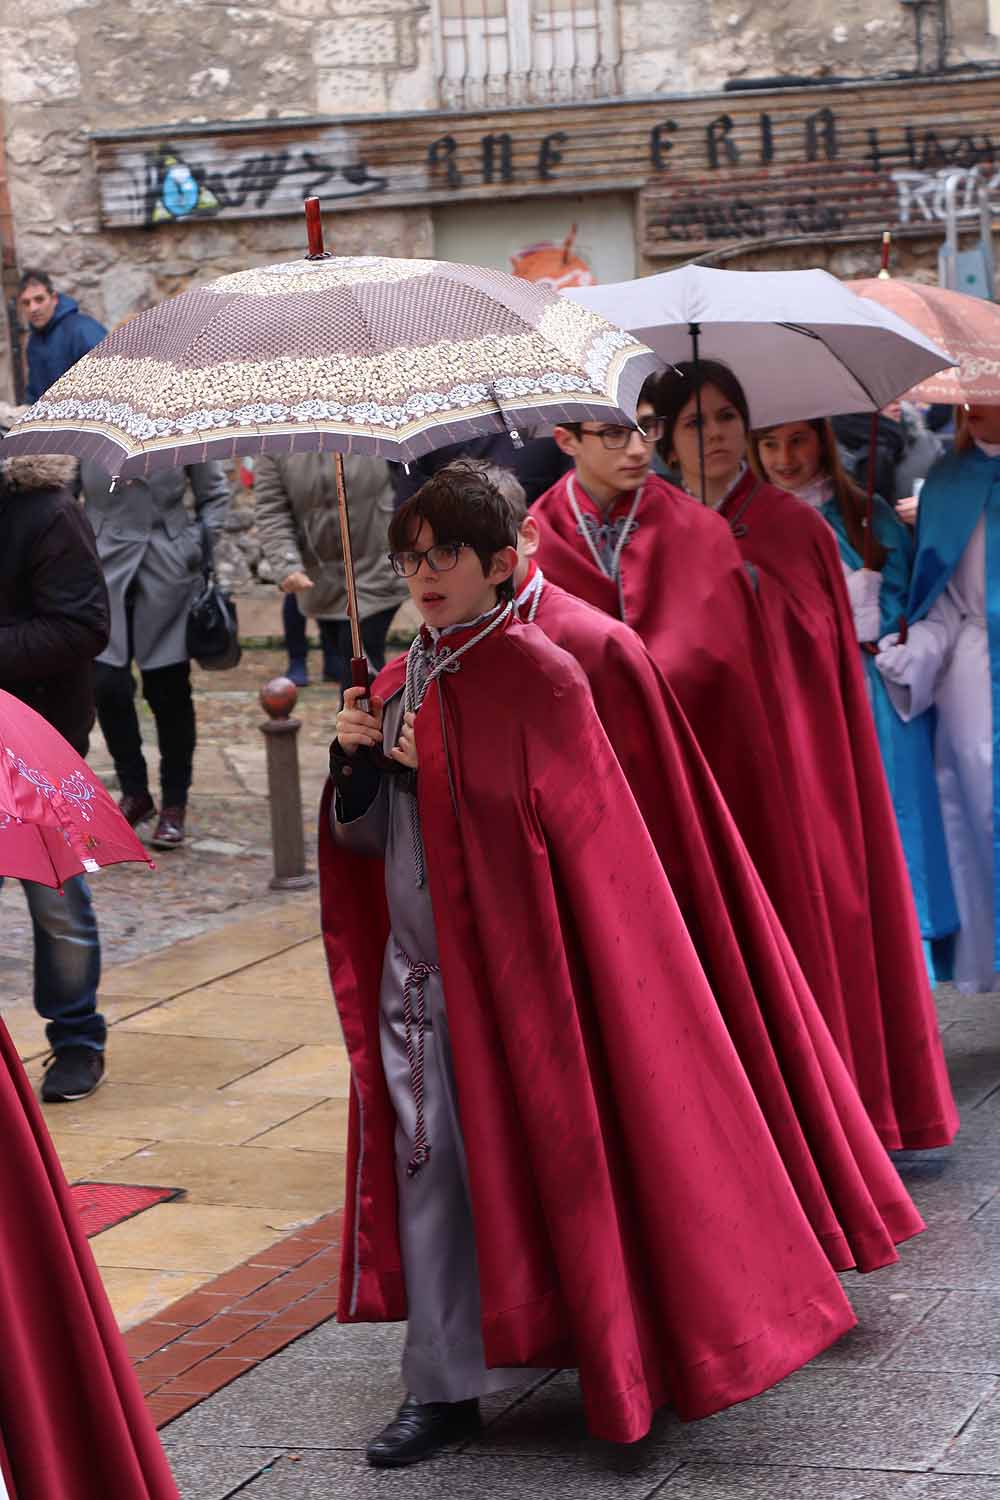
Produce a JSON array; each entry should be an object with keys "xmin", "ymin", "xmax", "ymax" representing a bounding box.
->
[{"xmin": 332, "ymin": 691, "xmax": 533, "ymax": 1403}]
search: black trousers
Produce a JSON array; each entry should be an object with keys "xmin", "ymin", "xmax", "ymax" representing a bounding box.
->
[{"xmin": 94, "ymin": 659, "xmax": 196, "ymax": 808}]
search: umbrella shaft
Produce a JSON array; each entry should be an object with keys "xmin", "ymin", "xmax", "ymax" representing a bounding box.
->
[{"xmin": 334, "ymin": 452, "xmax": 364, "ymax": 663}]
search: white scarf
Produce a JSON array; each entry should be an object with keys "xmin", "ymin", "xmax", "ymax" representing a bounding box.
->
[{"xmin": 785, "ymin": 473, "xmax": 836, "ymax": 510}]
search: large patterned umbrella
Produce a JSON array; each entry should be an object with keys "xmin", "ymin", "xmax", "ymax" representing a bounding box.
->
[
  {"xmin": 1, "ymin": 255, "xmax": 657, "ymax": 478},
  {"xmin": 2, "ymin": 239, "xmax": 656, "ymax": 694}
]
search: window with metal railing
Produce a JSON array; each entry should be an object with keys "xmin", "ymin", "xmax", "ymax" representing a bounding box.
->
[{"xmin": 434, "ymin": 0, "xmax": 622, "ymax": 109}]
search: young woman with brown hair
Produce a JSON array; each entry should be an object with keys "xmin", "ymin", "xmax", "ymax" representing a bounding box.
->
[{"xmin": 653, "ymin": 359, "xmax": 956, "ymax": 1153}]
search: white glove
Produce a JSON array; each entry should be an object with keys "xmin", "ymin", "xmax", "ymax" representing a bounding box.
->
[
  {"xmin": 845, "ymin": 567, "xmax": 883, "ymax": 643},
  {"xmin": 874, "ymin": 620, "xmax": 942, "ymax": 720},
  {"xmin": 874, "ymin": 635, "xmax": 910, "ymax": 686}
]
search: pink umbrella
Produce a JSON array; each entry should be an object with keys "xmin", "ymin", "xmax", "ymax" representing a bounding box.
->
[
  {"xmin": 848, "ymin": 277, "xmax": 1000, "ymax": 405},
  {"xmin": 0, "ymin": 691, "xmax": 153, "ymax": 888}
]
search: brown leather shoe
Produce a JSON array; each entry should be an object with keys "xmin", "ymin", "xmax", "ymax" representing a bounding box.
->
[
  {"xmin": 119, "ymin": 790, "xmax": 156, "ymax": 827},
  {"xmin": 151, "ymin": 805, "xmax": 186, "ymax": 849}
]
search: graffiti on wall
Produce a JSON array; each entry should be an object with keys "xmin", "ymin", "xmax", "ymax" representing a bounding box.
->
[
  {"xmin": 135, "ymin": 140, "xmax": 387, "ymax": 227},
  {"xmin": 891, "ymin": 165, "xmax": 1000, "ymax": 225},
  {"xmin": 90, "ymin": 73, "xmax": 1000, "ymax": 257}
]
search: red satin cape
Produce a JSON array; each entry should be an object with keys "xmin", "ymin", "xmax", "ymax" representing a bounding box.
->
[
  {"xmin": 526, "ymin": 569, "xmax": 924, "ymax": 1269},
  {"xmin": 319, "ymin": 615, "xmax": 856, "ymax": 1443},
  {"xmin": 533, "ymin": 476, "xmax": 846, "ymax": 1084},
  {"xmin": 716, "ymin": 472, "xmax": 957, "ymax": 1151},
  {"xmin": 0, "ymin": 1022, "xmax": 177, "ymax": 1500}
]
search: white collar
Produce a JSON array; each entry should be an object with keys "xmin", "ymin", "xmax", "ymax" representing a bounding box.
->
[
  {"xmin": 786, "ymin": 473, "xmax": 836, "ymax": 510},
  {"xmin": 974, "ymin": 439, "xmax": 1000, "ymax": 458},
  {"xmin": 426, "ymin": 607, "xmax": 501, "ymax": 644}
]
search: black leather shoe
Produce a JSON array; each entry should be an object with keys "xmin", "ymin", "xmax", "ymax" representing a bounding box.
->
[{"xmin": 366, "ymin": 1395, "xmax": 481, "ymax": 1468}]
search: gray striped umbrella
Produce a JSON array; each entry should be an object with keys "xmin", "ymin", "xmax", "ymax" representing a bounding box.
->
[{"xmin": 1, "ymin": 255, "xmax": 658, "ymax": 478}]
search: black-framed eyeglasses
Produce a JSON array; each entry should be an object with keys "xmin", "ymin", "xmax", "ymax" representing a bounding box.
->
[
  {"xmin": 578, "ymin": 416, "xmax": 665, "ymax": 450},
  {"xmin": 388, "ymin": 541, "xmax": 470, "ymax": 578}
]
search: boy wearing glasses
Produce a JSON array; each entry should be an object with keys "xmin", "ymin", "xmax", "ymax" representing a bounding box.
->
[
  {"xmin": 319, "ymin": 465, "xmax": 855, "ymax": 1468},
  {"xmin": 532, "ymin": 377, "xmax": 851, "ymax": 1034}
]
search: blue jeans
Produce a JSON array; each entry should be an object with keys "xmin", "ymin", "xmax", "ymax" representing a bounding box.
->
[{"xmin": 0, "ymin": 874, "xmax": 105, "ymax": 1053}]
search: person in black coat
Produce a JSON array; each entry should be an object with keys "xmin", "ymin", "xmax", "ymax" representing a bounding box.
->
[
  {"xmin": 0, "ymin": 451, "xmax": 111, "ymax": 1102},
  {"xmin": 390, "ymin": 433, "xmax": 572, "ymax": 509}
]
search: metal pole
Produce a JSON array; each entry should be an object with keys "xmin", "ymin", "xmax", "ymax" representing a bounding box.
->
[
  {"xmin": 259, "ymin": 678, "xmax": 314, "ymax": 891},
  {"xmin": 689, "ymin": 321, "xmax": 707, "ymax": 504}
]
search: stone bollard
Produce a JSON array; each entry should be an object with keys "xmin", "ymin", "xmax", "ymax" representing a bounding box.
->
[{"xmin": 259, "ymin": 676, "xmax": 315, "ymax": 891}]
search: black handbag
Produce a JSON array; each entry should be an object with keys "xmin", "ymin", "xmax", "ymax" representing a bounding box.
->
[{"xmin": 186, "ymin": 523, "xmax": 242, "ymax": 671}]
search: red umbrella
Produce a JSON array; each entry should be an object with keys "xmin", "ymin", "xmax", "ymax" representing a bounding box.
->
[
  {"xmin": 848, "ymin": 275, "xmax": 1000, "ymax": 405},
  {"xmin": 0, "ymin": 691, "xmax": 153, "ymax": 888}
]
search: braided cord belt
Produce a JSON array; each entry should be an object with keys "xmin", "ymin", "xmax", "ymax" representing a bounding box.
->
[{"xmin": 396, "ymin": 943, "xmax": 439, "ymax": 1177}]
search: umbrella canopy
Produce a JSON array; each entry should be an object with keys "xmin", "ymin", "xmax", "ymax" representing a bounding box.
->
[
  {"xmin": 564, "ymin": 265, "xmax": 953, "ymax": 429},
  {"xmin": 0, "ymin": 692, "xmax": 152, "ymax": 888},
  {"xmin": 849, "ymin": 278, "xmax": 1000, "ymax": 406},
  {"xmin": 0, "ymin": 256, "xmax": 659, "ymax": 480}
]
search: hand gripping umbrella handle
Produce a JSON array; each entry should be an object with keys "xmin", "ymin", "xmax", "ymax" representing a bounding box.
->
[{"xmin": 351, "ymin": 655, "xmax": 371, "ymax": 711}]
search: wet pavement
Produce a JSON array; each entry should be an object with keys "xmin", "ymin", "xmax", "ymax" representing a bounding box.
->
[
  {"xmin": 5, "ymin": 633, "xmax": 1000, "ymax": 1499},
  {"xmin": 161, "ymin": 981, "xmax": 1000, "ymax": 1500}
]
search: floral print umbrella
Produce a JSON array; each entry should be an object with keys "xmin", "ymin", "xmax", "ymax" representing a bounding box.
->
[
  {"xmin": 0, "ymin": 256, "xmax": 659, "ymax": 479},
  {"xmin": 0, "ymin": 692, "xmax": 152, "ymax": 889}
]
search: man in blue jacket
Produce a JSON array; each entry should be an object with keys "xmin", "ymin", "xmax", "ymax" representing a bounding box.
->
[{"xmin": 18, "ymin": 270, "xmax": 107, "ymax": 403}]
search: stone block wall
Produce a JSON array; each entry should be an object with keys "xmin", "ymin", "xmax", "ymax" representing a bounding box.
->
[
  {"xmin": 0, "ymin": 0, "xmax": 997, "ymax": 366},
  {"xmin": 0, "ymin": 0, "xmax": 437, "ymax": 353},
  {"xmin": 627, "ymin": 0, "xmax": 1000, "ymax": 95}
]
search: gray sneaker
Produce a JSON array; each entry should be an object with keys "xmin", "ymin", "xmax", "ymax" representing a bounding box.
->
[{"xmin": 41, "ymin": 1047, "xmax": 106, "ymax": 1103}]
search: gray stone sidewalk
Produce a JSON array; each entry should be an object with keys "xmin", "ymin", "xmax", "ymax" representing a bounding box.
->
[{"xmin": 162, "ymin": 981, "xmax": 1000, "ymax": 1500}]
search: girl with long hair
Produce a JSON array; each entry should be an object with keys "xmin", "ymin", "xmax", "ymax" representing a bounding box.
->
[
  {"xmin": 878, "ymin": 403, "xmax": 1000, "ymax": 992},
  {"xmin": 749, "ymin": 417, "xmax": 957, "ymax": 978},
  {"xmin": 653, "ymin": 359, "xmax": 956, "ymax": 1152}
]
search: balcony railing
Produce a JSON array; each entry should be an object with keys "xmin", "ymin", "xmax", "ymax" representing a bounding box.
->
[{"xmin": 435, "ymin": 0, "xmax": 622, "ymax": 110}]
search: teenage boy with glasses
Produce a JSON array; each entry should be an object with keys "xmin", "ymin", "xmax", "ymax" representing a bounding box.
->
[{"xmin": 319, "ymin": 462, "xmax": 856, "ymax": 1469}]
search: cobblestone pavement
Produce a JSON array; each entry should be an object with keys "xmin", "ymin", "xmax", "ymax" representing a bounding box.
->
[
  {"xmin": 159, "ymin": 982, "xmax": 1000, "ymax": 1500},
  {"xmin": 1, "ymin": 646, "xmax": 342, "ymax": 1001},
  {"xmin": 9, "ymin": 631, "xmax": 1000, "ymax": 1500}
]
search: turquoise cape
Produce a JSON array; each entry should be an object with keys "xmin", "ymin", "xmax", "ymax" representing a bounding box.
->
[
  {"xmin": 821, "ymin": 493, "xmax": 957, "ymax": 979},
  {"xmin": 907, "ymin": 447, "xmax": 1000, "ymax": 970}
]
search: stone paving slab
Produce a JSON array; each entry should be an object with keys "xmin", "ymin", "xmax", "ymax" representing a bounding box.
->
[
  {"xmin": 159, "ymin": 1441, "xmax": 282, "ymax": 1500},
  {"xmin": 879, "ymin": 1291, "xmax": 1000, "ymax": 1374},
  {"xmin": 464, "ymin": 1367, "xmax": 997, "ymax": 1472},
  {"xmin": 934, "ymin": 1384, "xmax": 1000, "ymax": 1473},
  {"xmin": 656, "ymin": 1468, "xmax": 908, "ymax": 1499},
  {"xmin": 232, "ymin": 1450, "xmax": 683, "ymax": 1497}
]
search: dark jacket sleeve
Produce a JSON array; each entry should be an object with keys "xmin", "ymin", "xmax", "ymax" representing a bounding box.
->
[
  {"xmin": 188, "ymin": 462, "xmax": 231, "ymax": 537},
  {"xmin": 329, "ymin": 740, "xmax": 383, "ymax": 821},
  {"xmin": 0, "ymin": 502, "xmax": 110, "ymax": 679},
  {"xmin": 25, "ymin": 357, "xmax": 42, "ymax": 406}
]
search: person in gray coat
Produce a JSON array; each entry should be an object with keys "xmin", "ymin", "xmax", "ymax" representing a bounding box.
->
[
  {"xmin": 79, "ymin": 461, "xmax": 231, "ymax": 849},
  {"xmin": 254, "ymin": 454, "xmax": 405, "ymax": 687}
]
